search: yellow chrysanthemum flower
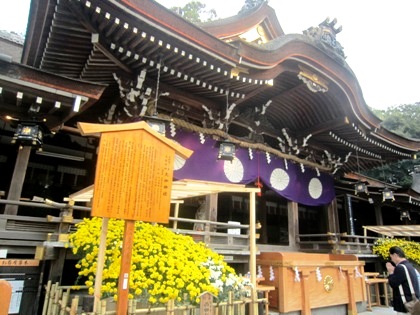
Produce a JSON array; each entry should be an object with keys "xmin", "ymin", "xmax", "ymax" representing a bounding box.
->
[{"xmin": 69, "ymin": 218, "xmax": 249, "ymax": 306}]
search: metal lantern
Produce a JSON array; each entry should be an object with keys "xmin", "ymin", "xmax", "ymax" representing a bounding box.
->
[
  {"xmin": 399, "ymin": 210, "xmax": 411, "ymax": 221},
  {"xmin": 143, "ymin": 115, "xmax": 168, "ymax": 135},
  {"xmin": 11, "ymin": 123, "xmax": 44, "ymax": 148},
  {"xmin": 354, "ymin": 181, "xmax": 369, "ymax": 195},
  {"xmin": 382, "ymin": 187, "xmax": 395, "ymax": 202},
  {"xmin": 218, "ymin": 141, "xmax": 236, "ymax": 161}
]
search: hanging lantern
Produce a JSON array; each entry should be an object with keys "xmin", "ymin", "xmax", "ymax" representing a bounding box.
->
[
  {"xmin": 11, "ymin": 122, "xmax": 45, "ymax": 149},
  {"xmin": 217, "ymin": 141, "xmax": 236, "ymax": 161},
  {"xmin": 143, "ymin": 115, "xmax": 169, "ymax": 135},
  {"xmin": 354, "ymin": 181, "xmax": 369, "ymax": 195},
  {"xmin": 382, "ymin": 187, "xmax": 395, "ymax": 202},
  {"xmin": 399, "ymin": 209, "xmax": 411, "ymax": 221}
]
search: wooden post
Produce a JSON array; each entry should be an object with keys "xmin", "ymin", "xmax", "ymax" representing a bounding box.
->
[
  {"xmin": 5, "ymin": 146, "xmax": 31, "ymax": 214},
  {"xmin": 93, "ymin": 217, "xmax": 109, "ymax": 313},
  {"xmin": 346, "ymin": 268, "xmax": 357, "ymax": 315},
  {"xmin": 301, "ymin": 270, "xmax": 311, "ymax": 315},
  {"xmin": 0, "ymin": 280, "xmax": 12, "ymax": 315},
  {"xmin": 248, "ymin": 191, "xmax": 258, "ymax": 315},
  {"xmin": 288, "ymin": 201, "xmax": 298, "ymax": 248},
  {"xmin": 173, "ymin": 202, "xmax": 180, "ymax": 229},
  {"xmin": 117, "ymin": 220, "xmax": 135, "ymax": 314}
]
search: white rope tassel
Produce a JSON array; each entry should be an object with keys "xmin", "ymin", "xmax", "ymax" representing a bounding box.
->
[
  {"xmin": 294, "ymin": 267, "xmax": 301, "ymax": 282},
  {"xmin": 339, "ymin": 266, "xmax": 345, "ymax": 279},
  {"xmin": 316, "ymin": 267, "xmax": 322, "ymax": 282},
  {"xmin": 257, "ymin": 265, "xmax": 263, "ymax": 279},
  {"xmin": 354, "ymin": 266, "xmax": 362, "ymax": 278},
  {"xmin": 199, "ymin": 132, "xmax": 205, "ymax": 144},
  {"xmin": 170, "ymin": 122, "xmax": 176, "ymax": 137},
  {"xmin": 269, "ymin": 266, "xmax": 275, "ymax": 281},
  {"xmin": 266, "ymin": 152, "xmax": 271, "ymax": 164}
]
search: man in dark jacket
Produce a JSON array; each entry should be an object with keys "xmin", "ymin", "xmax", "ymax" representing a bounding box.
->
[{"xmin": 386, "ymin": 246, "xmax": 420, "ymax": 314}]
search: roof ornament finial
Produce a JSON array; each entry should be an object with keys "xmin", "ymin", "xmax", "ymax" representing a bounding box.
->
[{"xmin": 303, "ymin": 17, "xmax": 346, "ymax": 61}]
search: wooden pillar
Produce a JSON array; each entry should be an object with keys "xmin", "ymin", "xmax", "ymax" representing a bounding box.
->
[
  {"xmin": 344, "ymin": 194, "xmax": 355, "ymax": 235},
  {"xmin": 288, "ymin": 201, "xmax": 298, "ymax": 248},
  {"xmin": 48, "ymin": 248, "xmax": 66, "ymax": 283},
  {"xmin": 374, "ymin": 204, "xmax": 383, "ymax": 226},
  {"xmin": 257, "ymin": 193, "xmax": 267, "ymax": 243},
  {"xmin": 5, "ymin": 146, "xmax": 31, "ymax": 215},
  {"xmin": 207, "ymin": 193, "xmax": 218, "ymax": 231},
  {"xmin": 327, "ymin": 198, "xmax": 339, "ymax": 233}
]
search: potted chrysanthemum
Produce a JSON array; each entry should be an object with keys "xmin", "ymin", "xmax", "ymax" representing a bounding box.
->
[{"xmin": 69, "ymin": 217, "xmax": 251, "ymax": 308}]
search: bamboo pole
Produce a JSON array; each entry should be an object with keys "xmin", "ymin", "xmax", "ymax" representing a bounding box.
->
[
  {"xmin": 42, "ymin": 280, "xmax": 52, "ymax": 315},
  {"xmin": 52, "ymin": 287, "xmax": 62, "ymax": 315},
  {"xmin": 47, "ymin": 282, "xmax": 58, "ymax": 315},
  {"xmin": 70, "ymin": 296, "xmax": 79, "ymax": 315},
  {"xmin": 173, "ymin": 202, "xmax": 180, "ymax": 229},
  {"xmin": 59, "ymin": 288, "xmax": 70, "ymax": 315},
  {"xmin": 100, "ymin": 299, "xmax": 107, "ymax": 315},
  {"xmin": 93, "ymin": 217, "xmax": 109, "ymax": 313},
  {"xmin": 228, "ymin": 292, "xmax": 233, "ymax": 315},
  {"xmin": 128, "ymin": 299, "xmax": 134, "ymax": 315},
  {"xmin": 167, "ymin": 299, "xmax": 175, "ymax": 315}
]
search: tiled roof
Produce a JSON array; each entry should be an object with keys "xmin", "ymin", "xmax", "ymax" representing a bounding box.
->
[{"xmin": 0, "ymin": 30, "xmax": 24, "ymax": 45}]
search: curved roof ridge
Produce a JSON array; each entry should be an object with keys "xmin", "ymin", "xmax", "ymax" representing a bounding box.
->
[{"xmin": 199, "ymin": 1, "xmax": 284, "ymax": 40}]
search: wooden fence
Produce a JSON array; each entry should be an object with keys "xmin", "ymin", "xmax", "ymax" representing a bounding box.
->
[{"xmin": 42, "ymin": 281, "xmax": 267, "ymax": 315}]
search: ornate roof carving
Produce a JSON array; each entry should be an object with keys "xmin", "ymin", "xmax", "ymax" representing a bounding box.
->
[{"xmin": 303, "ymin": 18, "xmax": 346, "ymax": 61}]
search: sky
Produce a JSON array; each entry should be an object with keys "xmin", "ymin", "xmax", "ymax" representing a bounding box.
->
[{"xmin": 1, "ymin": 0, "xmax": 419, "ymax": 111}]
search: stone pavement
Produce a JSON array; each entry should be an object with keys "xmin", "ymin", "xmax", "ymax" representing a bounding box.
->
[
  {"xmin": 358, "ymin": 306, "xmax": 395, "ymax": 314},
  {"xmin": 267, "ymin": 306, "xmax": 396, "ymax": 315}
]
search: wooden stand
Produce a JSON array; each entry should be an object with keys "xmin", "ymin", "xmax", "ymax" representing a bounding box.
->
[
  {"xmin": 257, "ymin": 252, "xmax": 366, "ymax": 315},
  {"xmin": 257, "ymin": 285, "xmax": 275, "ymax": 315},
  {"xmin": 364, "ymin": 272, "xmax": 389, "ymax": 311}
]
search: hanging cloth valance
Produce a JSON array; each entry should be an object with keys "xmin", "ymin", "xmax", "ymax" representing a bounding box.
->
[{"xmin": 171, "ymin": 130, "xmax": 335, "ymax": 206}]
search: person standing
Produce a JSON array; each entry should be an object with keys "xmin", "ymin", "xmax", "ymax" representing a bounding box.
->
[{"xmin": 386, "ymin": 246, "xmax": 420, "ymax": 314}]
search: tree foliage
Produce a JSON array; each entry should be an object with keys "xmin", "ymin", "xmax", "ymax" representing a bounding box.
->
[
  {"xmin": 367, "ymin": 103, "xmax": 420, "ymax": 188},
  {"xmin": 170, "ymin": 1, "xmax": 217, "ymax": 23},
  {"xmin": 371, "ymin": 103, "xmax": 420, "ymax": 139}
]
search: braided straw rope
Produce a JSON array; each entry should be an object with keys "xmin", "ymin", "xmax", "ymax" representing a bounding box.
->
[{"xmin": 160, "ymin": 114, "xmax": 332, "ymax": 173}]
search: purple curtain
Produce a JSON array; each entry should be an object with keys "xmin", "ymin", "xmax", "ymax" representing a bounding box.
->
[{"xmin": 171, "ymin": 130, "xmax": 335, "ymax": 206}]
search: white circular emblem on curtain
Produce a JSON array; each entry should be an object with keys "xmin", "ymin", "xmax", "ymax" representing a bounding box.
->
[
  {"xmin": 308, "ymin": 177, "xmax": 323, "ymax": 199},
  {"xmin": 224, "ymin": 157, "xmax": 244, "ymax": 183},
  {"xmin": 270, "ymin": 168, "xmax": 290, "ymax": 191},
  {"xmin": 173, "ymin": 154, "xmax": 186, "ymax": 170}
]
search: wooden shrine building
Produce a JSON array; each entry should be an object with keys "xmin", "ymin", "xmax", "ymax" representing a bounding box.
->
[{"xmin": 0, "ymin": 0, "xmax": 420, "ymax": 313}]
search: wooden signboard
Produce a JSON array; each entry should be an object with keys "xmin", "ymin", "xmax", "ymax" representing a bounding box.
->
[
  {"xmin": 78, "ymin": 121, "xmax": 193, "ymax": 315},
  {"xmin": 199, "ymin": 292, "xmax": 214, "ymax": 315},
  {"xmin": 0, "ymin": 259, "xmax": 39, "ymax": 267},
  {"xmin": 78, "ymin": 121, "xmax": 192, "ymax": 223}
]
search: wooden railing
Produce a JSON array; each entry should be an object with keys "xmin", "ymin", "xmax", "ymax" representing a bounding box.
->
[
  {"xmin": 1, "ymin": 199, "xmax": 381, "ymax": 259},
  {"xmin": 296, "ymin": 232, "xmax": 380, "ymax": 255}
]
